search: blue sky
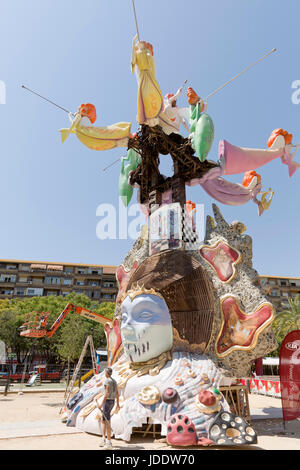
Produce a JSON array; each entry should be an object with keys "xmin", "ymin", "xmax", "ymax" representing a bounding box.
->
[{"xmin": 0, "ymin": 0, "xmax": 299, "ymax": 276}]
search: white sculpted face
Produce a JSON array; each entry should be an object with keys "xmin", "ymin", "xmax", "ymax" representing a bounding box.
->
[{"xmin": 120, "ymin": 293, "xmax": 173, "ymax": 363}]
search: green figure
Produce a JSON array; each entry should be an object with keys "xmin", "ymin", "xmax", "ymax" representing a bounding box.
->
[
  {"xmin": 188, "ymin": 88, "xmax": 214, "ymax": 162},
  {"xmin": 119, "ymin": 148, "xmax": 141, "ymax": 207}
]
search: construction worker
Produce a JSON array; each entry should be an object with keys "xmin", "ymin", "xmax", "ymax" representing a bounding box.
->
[{"xmin": 98, "ymin": 367, "xmax": 120, "ymax": 449}]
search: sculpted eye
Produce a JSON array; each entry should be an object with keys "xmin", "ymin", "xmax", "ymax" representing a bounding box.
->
[{"xmin": 138, "ymin": 312, "xmax": 152, "ymax": 320}]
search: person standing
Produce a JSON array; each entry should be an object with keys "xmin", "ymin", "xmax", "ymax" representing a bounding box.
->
[{"xmin": 98, "ymin": 367, "xmax": 120, "ymax": 449}]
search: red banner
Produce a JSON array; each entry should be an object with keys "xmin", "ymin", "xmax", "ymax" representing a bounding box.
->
[{"xmin": 279, "ymin": 330, "xmax": 300, "ymax": 422}]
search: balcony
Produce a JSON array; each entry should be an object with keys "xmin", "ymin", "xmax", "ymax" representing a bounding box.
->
[
  {"xmin": 31, "ymin": 280, "xmax": 45, "ymax": 286},
  {"xmin": 101, "ymin": 286, "xmax": 117, "ymax": 294},
  {"xmin": 0, "ymin": 281, "xmax": 16, "ymax": 288},
  {"xmin": 101, "ymin": 295, "xmax": 115, "ymax": 302},
  {"xmin": 0, "ymin": 268, "xmax": 18, "ymax": 275},
  {"xmin": 0, "ymin": 293, "xmax": 14, "ymax": 299}
]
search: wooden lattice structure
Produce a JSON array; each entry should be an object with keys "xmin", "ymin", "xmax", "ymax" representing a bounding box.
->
[
  {"xmin": 128, "ymin": 125, "xmax": 218, "ymax": 208},
  {"xmin": 127, "ymin": 250, "xmax": 216, "ymax": 350},
  {"xmin": 132, "ymin": 418, "xmax": 162, "ymax": 439},
  {"xmin": 220, "ymin": 385, "xmax": 251, "ymax": 423}
]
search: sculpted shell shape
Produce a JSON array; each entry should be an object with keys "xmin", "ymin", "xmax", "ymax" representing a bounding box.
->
[{"xmin": 137, "ymin": 385, "xmax": 161, "ymax": 405}]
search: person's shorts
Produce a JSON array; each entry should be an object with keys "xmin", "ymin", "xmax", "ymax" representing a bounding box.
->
[{"xmin": 102, "ymin": 399, "xmax": 115, "ymax": 421}]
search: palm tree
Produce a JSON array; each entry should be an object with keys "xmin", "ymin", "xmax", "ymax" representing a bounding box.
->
[{"xmin": 273, "ymin": 294, "xmax": 300, "ymax": 340}]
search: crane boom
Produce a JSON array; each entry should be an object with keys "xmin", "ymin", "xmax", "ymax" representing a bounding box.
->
[{"xmin": 20, "ymin": 303, "xmax": 112, "ymax": 338}]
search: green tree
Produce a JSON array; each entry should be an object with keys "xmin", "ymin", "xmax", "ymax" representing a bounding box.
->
[
  {"xmin": 0, "ymin": 294, "xmax": 116, "ymax": 363},
  {"xmin": 56, "ymin": 315, "xmax": 106, "ymax": 361},
  {"xmin": 271, "ymin": 294, "xmax": 300, "ymax": 355}
]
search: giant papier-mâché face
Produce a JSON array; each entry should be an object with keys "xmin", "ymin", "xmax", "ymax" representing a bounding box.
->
[{"xmin": 120, "ymin": 292, "xmax": 173, "ymax": 363}]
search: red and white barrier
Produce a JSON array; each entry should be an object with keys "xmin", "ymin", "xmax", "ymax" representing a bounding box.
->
[{"xmin": 239, "ymin": 378, "xmax": 281, "ymax": 398}]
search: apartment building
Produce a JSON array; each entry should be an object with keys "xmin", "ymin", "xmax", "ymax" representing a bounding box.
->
[
  {"xmin": 256, "ymin": 275, "xmax": 300, "ymax": 312},
  {"xmin": 0, "ymin": 259, "xmax": 117, "ymax": 303},
  {"xmin": 0, "ymin": 261, "xmax": 297, "ymax": 311}
]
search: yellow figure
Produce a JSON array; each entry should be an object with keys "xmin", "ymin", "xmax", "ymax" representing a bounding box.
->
[
  {"xmin": 59, "ymin": 103, "xmax": 131, "ymax": 151},
  {"xmin": 259, "ymin": 188, "xmax": 274, "ymax": 211},
  {"xmin": 131, "ymin": 35, "xmax": 164, "ymax": 126}
]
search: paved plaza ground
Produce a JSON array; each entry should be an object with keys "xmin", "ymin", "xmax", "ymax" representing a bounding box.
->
[{"xmin": 0, "ymin": 390, "xmax": 299, "ymax": 450}]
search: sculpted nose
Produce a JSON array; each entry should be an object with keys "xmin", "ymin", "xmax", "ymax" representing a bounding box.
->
[{"xmin": 121, "ymin": 323, "xmax": 135, "ymax": 336}]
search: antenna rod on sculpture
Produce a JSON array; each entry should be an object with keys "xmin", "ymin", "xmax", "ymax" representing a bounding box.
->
[
  {"xmin": 131, "ymin": 0, "xmax": 141, "ymax": 42},
  {"xmin": 204, "ymin": 48, "xmax": 277, "ymax": 102},
  {"xmin": 102, "ymin": 158, "xmax": 120, "ymax": 172},
  {"xmin": 21, "ymin": 85, "xmax": 74, "ymax": 115}
]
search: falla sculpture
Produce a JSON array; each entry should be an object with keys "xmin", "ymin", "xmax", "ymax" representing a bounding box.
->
[
  {"xmin": 21, "ymin": 2, "xmax": 299, "ymax": 447},
  {"xmin": 56, "ymin": 31, "xmax": 297, "ymax": 447}
]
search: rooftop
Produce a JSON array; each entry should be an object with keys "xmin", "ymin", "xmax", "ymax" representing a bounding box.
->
[
  {"xmin": 0, "ymin": 259, "xmax": 116, "ymax": 269},
  {"xmin": 259, "ymin": 274, "xmax": 300, "ymax": 280}
]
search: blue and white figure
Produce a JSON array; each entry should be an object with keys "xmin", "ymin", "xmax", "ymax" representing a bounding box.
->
[{"xmin": 120, "ymin": 291, "xmax": 173, "ymax": 363}]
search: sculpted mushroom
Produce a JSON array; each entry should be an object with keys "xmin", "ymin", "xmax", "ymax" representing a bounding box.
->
[{"xmin": 167, "ymin": 414, "xmax": 197, "ymax": 447}]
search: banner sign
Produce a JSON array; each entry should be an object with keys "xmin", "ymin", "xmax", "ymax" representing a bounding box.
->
[
  {"xmin": 279, "ymin": 330, "xmax": 300, "ymax": 422},
  {"xmin": 239, "ymin": 378, "xmax": 281, "ymax": 398}
]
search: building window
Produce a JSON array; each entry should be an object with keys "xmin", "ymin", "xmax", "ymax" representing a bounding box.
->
[
  {"xmin": 77, "ymin": 268, "xmax": 86, "ymax": 275},
  {"xmin": 16, "ymin": 288, "xmax": 25, "ymax": 296},
  {"xmin": 26, "ymin": 288, "xmax": 43, "ymax": 296},
  {"xmin": 280, "ymin": 280, "xmax": 287, "ymax": 286},
  {"xmin": 271, "ymin": 289, "xmax": 278, "ymax": 297},
  {"xmin": 19, "ymin": 264, "xmax": 30, "ymax": 271},
  {"xmin": 64, "ymin": 279, "xmax": 72, "ymax": 286},
  {"xmin": 75, "ymin": 280, "xmax": 85, "ymax": 286},
  {"xmin": 88, "ymin": 268, "xmax": 102, "ymax": 275},
  {"xmin": 0, "ymin": 275, "xmax": 16, "ymax": 283},
  {"xmin": 89, "ymin": 281, "xmax": 99, "ymax": 287},
  {"xmin": 1, "ymin": 290, "xmax": 13, "ymax": 295},
  {"xmin": 103, "ymin": 282, "xmax": 115, "ymax": 288},
  {"xmin": 102, "ymin": 294, "xmax": 113, "ymax": 300},
  {"xmin": 65, "ymin": 267, "xmax": 73, "ymax": 274},
  {"xmin": 45, "ymin": 277, "xmax": 61, "ymax": 285},
  {"xmin": 91, "ymin": 291, "xmax": 100, "ymax": 299},
  {"xmin": 281, "ymin": 292, "xmax": 289, "ymax": 297},
  {"xmin": 6, "ymin": 264, "xmax": 17, "ymax": 270}
]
